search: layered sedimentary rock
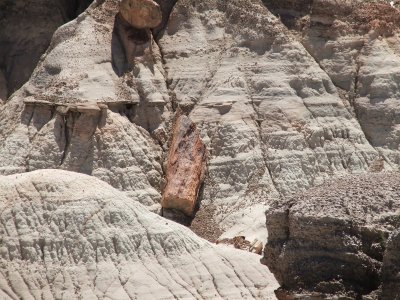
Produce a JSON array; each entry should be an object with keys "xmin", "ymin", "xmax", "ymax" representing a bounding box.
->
[
  {"xmin": 0, "ymin": 0, "xmax": 398, "ymax": 244},
  {"xmin": 0, "ymin": 0, "xmax": 93, "ymax": 97},
  {"xmin": 162, "ymin": 115, "xmax": 206, "ymax": 216},
  {"xmin": 1, "ymin": 0, "xmax": 400, "ymax": 298},
  {"xmin": 158, "ymin": 0, "xmax": 379, "ymax": 240},
  {"xmin": 263, "ymin": 173, "xmax": 400, "ymax": 298},
  {"xmin": 0, "ymin": 169, "xmax": 278, "ymax": 299},
  {"xmin": 0, "ymin": 0, "xmax": 169, "ymax": 210},
  {"xmin": 264, "ymin": 0, "xmax": 400, "ymax": 167}
]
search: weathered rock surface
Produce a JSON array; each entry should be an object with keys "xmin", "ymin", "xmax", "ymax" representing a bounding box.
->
[
  {"xmin": 0, "ymin": 169, "xmax": 279, "ymax": 299},
  {"xmin": 0, "ymin": 69, "xmax": 6, "ymax": 104},
  {"xmin": 382, "ymin": 228, "xmax": 400, "ymax": 299},
  {"xmin": 264, "ymin": 0, "xmax": 400, "ymax": 168},
  {"xmin": 162, "ymin": 115, "xmax": 206, "ymax": 216},
  {"xmin": 158, "ymin": 0, "xmax": 379, "ymax": 241},
  {"xmin": 119, "ymin": 0, "xmax": 162, "ymax": 29},
  {"xmin": 0, "ymin": 0, "xmax": 399, "ymax": 246},
  {"xmin": 0, "ymin": 0, "xmax": 93, "ymax": 97},
  {"xmin": 0, "ymin": 0, "xmax": 170, "ymax": 210},
  {"xmin": 1, "ymin": 0, "xmax": 400, "ymax": 298},
  {"xmin": 263, "ymin": 173, "xmax": 400, "ymax": 298}
]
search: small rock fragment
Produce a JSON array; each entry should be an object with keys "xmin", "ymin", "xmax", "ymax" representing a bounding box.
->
[{"xmin": 249, "ymin": 239, "xmax": 263, "ymax": 255}]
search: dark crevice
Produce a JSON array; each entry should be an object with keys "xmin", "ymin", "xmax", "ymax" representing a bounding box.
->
[
  {"xmin": 152, "ymin": 0, "xmax": 179, "ymax": 40},
  {"xmin": 59, "ymin": 114, "xmax": 73, "ymax": 166},
  {"xmin": 262, "ymin": 0, "xmax": 314, "ymax": 29}
]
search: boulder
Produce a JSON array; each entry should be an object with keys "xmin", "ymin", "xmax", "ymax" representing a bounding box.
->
[
  {"xmin": 119, "ymin": 0, "xmax": 162, "ymax": 29},
  {"xmin": 162, "ymin": 115, "xmax": 207, "ymax": 216}
]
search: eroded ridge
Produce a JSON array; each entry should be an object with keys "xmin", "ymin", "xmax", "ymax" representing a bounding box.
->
[{"xmin": 0, "ymin": 170, "xmax": 278, "ymax": 299}]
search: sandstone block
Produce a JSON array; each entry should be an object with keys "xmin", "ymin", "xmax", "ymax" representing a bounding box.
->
[{"xmin": 162, "ymin": 115, "xmax": 206, "ymax": 216}]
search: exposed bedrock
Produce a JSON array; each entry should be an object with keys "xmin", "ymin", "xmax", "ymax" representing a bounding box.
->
[
  {"xmin": 158, "ymin": 0, "xmax": 379, "ymax": 240},
  {"xmin": 0, "ymin": 169, "xmax": 279, "ymax": 299},
  {"xmin": 263, "ymin": 0, "xmax": 400, "ymax": 167},
  {"xmin": 162, "ymin": 115, "xmax": 207, "ymax": 216},
  {"xmin": 0, "ymin": 0, "xmax": 171, "ymax": 210},
  {"xmin": 263, "ymin": 173, "xmax": 400, "ymax": 298},
  {"xmin": 0, "ymin": 0, "xmax": 398, "ymax": 244},
  {"xmin": 0, "ymin": 0, "xmax": 93, "ymax": 99},
  {"xmin": 382, "ymin": 228, "xmax": 400, "ymax": 299}
]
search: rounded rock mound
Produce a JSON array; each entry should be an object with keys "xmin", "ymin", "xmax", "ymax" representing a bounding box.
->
[{"xmin": 0, "ymin": 169, "xmax": 278, "ymax": 299}]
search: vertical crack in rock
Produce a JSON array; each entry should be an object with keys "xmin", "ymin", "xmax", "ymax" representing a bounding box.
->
[
  {"xmin": 154, "ymin": 38, "xmax": 178, "ymax": 113},
  {"xmin": 59, "ymin": 111, "xmax": 74, "ymax": 166},
  {"xmin": 161, "ymin": 115, "xmax": 207, "ymax": 216},
  {"xmin": 243, "ymin": 72, "xmax": 279, "ymax": 194},
  {"xmin": 119, "ymin": 0, "xmax": 162, "ymax": 30},
  {"xmin": 261, "ymin": 0, "xmax": 389, "ymax": 163},
  {"xmin": 114, "ymin": 0, "xmax": 182, "ymax": 209}
]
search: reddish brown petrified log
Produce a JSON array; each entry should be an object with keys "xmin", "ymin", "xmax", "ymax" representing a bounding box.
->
[{"xmin": 162, "ymin": 115, "xmax": 206, "ymax": 216}]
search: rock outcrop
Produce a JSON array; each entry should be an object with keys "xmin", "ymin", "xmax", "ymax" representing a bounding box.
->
[
  {"xmin": 0, "ymin": 0, "xmax": 399, "ymax": 246},
  {"xmin": 264, "ymin": 0, "xmax": 400, "ymax": 168},
  {"xmin": 0, "ymin": 169, "xmax": 279, "ymax": 299},
  {"xmin": 0, "ymin": 0, "xmax": 93, "ymax": 98},
  {"xmin": 1, "ymin": 0, "xmax": 400, "ymax": 298},
  {"xmin": 382, "ymin": 228, "xmax": 400, "ymax": 299},
  {"xmin": 0, "ymin": 0, "xmax": 169, "ymax": 211},
  {"xmin": 263, "ymin": 173, "xmax": 400, "ymax": 298},
  {"xmin": 162, "ymin": 115, "xmax": 206, "ymax": 216}
]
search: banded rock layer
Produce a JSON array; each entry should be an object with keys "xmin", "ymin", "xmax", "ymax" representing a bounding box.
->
[
  {"xmin": 0, "ymin": 169, "xmax": 278, "ymax": 299},
  {"xmin": 0, "ymin": 0, "xmax": 395, "ymax": 242}
]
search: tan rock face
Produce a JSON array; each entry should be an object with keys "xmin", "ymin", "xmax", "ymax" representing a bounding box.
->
[
  {"xmin": 162, "ymin": 115, "xmax": 206, "ymax": 216},
  {"xmin": 119, "ymin": 0, "xmax": 162, "ymax": 29}
]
